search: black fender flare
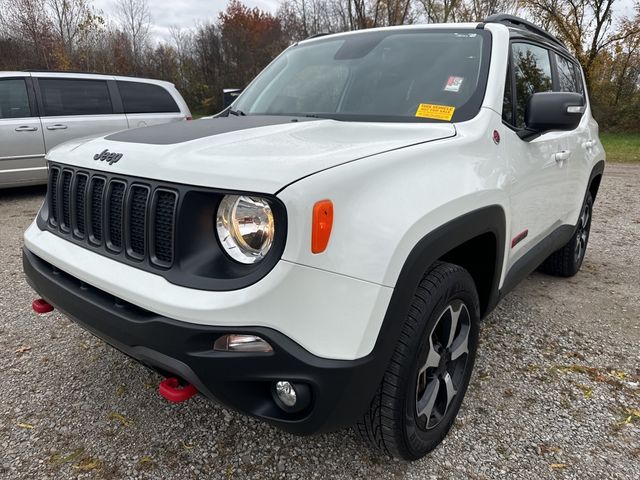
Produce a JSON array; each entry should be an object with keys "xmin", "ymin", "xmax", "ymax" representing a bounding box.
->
[{"xmin": 357, "ymin": 205, "xmax": 506, "ymax": 415}]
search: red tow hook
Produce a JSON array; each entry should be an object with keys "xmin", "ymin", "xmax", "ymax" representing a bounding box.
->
[
  {"xmin": 32, "ymin": 298, "xmax": 54, "ymax": 314},
  {"xmin": 159, "ymin": 377, "xmax": 197, "ymax": 403}
]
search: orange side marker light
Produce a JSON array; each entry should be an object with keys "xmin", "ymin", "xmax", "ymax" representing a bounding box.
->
[{"xmin": 311, "ymin": 200, "xmax": 333, "ymax": 254}]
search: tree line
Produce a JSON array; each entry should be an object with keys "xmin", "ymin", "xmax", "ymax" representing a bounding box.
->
[{"xmin": 0, "ymin": 0, "xmax": 638, "ymax": 131}]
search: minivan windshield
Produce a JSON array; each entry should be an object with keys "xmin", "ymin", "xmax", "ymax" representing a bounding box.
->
[{"xmin": 232, "ymin": 29, "xmax": 491, "ymax": 123}]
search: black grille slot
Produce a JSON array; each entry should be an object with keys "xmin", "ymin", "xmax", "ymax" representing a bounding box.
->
[
  {"xmin": 108, "ymin": 181, "xmax": 125, "ymax": 250},
  {"xmin": 128, "ymin": 186, "xmax": 148, "ymax": 257},
  {"xmin": 61, "ymin": 171, "xmax": 72, "ymax": 230},
  {"xmin": 152, "ymin": 190, "xmax": 177, "ymax": 265},
  {"xmin": 49, "ymin": 168, "xmax": 59, "ymax": 224},
  {"xmin": 74, "ymin": 174, "xmax": 88, "ymax": 236},
  {"xmin": 44, "ymin": 165, "xmax": 182, "ymax": 274},
  {"xmin": 90, "ymin": 178, "xmax": 105, "ymax": 242}
]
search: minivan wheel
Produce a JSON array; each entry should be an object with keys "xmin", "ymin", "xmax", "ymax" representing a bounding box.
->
[
  {"xmin": 540, "ymin": 192, "xmax": 593, "ymax": 277},
  {"xmin": 356, "ymin": 261, "xmax": 480, "ymax": 460}
]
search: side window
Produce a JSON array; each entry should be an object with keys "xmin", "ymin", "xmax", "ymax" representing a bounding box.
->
[
  {"xmin": 512, "ymin": 43, "xmax": 553, "ymax": 128},
  {"xmin": 502, "ymin": 66, "xmax": 514, "ymax": 124},
  {"xmin": 117, "ymin": 81, "xmax": 180, "ymax": 114},
  {"xmin": 39, "ymin": 78, "xmax": 113, "ymax": 116},
  {"xmin": 0, "ymin": 78, "xmax": 32, "ymax": 119},
  {"xmin": 555, "ymin": 54, "xmax": 580, "ymax": 93}
]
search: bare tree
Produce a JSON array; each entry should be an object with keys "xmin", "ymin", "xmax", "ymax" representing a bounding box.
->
[
  {"xmin": 526, "ymin": 0, "xmax": 640, "ymax": 88},
  {"xmin": 116, "ymin": 0, "xmax": 151, "ymax": 72},
  {"xmin": 1, "ymin": 0, "xmax": 54, "ymax": 68},
  {"xmin": 47, "ymin": 0, "xmax": 93, "ymax": 57}
]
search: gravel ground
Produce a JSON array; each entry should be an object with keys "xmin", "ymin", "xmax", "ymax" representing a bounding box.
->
[{"xmin": 1, "ymin": 163, "xmax": 639, "ymax": 480}]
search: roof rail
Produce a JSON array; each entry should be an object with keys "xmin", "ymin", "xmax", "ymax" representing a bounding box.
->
[
  {"xmin": 305, "ymin": 32, "xmax": 331, "ymax": 40},
  {"xmin": 23, "ymin": 70, "xmax": 164, "ymax": 81},
  {"xmin": 484, "ymin": 14, "xmax": 567, "ymax": 50}
]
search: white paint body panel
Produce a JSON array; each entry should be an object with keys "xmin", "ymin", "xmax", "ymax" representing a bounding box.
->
[
  {"xmin": 23, "ymin": 23, "xmax": 605, "ymax": 360},
  {"xmin": 24, "ymin": 223, "xmax": 392, "ymax": 360}
]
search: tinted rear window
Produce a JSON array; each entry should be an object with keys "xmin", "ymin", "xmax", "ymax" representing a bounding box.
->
[
  {"xmin": 117, "ymin": 81, "xmax": 180, "ymax": 114},
  {"xmin": 39, "ymin": 78, "xmax": 113, "ymax": 116},
  {"xmin": 0, "ymin": 78, "xmax": 32, "ymax": 118}
]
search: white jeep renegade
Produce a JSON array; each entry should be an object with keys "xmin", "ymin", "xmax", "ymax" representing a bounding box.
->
[{"xmin": 23, "ymin": 15, "xmax": 605, "ymax": 460}]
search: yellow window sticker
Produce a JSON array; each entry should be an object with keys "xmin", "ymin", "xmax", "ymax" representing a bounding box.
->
[{"xmin": 415, "ymin": 103, "xmax": 455, "ymax": 121}]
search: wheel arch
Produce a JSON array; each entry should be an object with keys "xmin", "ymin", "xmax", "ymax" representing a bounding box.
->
[
  {"xmin": 383, "ymin": 205, "xmax": 506, "ymax": 332},
  {"xmin": 588, "ymin": 160, "xmax": 605, "ymax": 202}
]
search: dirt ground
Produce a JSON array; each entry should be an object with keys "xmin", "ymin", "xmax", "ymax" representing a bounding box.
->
[{"xmin": 1, "ymin": 163, "xmax": 638, "ymax": 479}]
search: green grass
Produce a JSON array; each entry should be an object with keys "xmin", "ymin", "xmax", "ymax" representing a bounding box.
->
[{"xmin": 600, "ymin": 133, "xmax": 640, "ymax": 163}]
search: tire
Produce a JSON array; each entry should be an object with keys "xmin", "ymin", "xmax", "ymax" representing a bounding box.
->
[
  {"xmin": 539, "ymin": 192, "xmax": 593, "ymax": 277},
  {"xmin": 356, "ymin": 261, "xmax": 480, "ymax": 460}
]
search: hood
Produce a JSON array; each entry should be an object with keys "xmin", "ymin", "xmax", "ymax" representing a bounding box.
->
[{"xmin": 47, "ymin": 116, "xmax": 456, "ymax": 194}]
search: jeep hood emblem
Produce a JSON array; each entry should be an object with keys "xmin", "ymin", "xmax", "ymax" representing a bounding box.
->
[{"xmin": 93, "ymin": 149, "xmax": 123, "ymax": 165}]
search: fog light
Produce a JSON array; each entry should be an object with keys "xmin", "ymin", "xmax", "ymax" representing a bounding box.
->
[
  {"xmin": 272, "ymin": 381, "xmax": 311, "ymax": 413},
  {"xmin": 275, "ymin": 381, "xmax": 297, "ymax": 407},
  {"xmin": 213, "ymin": 334, "xmax": 273, "ymax": 352}
]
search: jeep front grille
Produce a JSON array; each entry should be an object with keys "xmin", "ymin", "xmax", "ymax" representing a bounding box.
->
[{"xmin": 46, "ymin": 164, "xmax": 177, "ymax": 268}]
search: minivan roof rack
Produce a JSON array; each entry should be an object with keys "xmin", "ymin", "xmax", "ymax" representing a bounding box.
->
[
  {"xmin": 23, "ymin": 70, "xmax": 164, "ymax": 81},
  {"xmin": 484, "ymin": 14, "xmax": 567, "ymax": 50}
]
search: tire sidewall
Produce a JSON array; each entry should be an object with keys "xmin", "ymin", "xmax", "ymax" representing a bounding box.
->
[{"xmin": 401, "ymin": 271, "xmax": 480, "ymax": 459}]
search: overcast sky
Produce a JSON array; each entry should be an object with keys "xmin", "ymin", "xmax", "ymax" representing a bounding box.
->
[
  {"xmin": 93, "ymin": 0, "xmax": 637, "ymax": 42},
  {"xmin": 92, "ymin": 0, "xmax": 281, "ymax": 41}
]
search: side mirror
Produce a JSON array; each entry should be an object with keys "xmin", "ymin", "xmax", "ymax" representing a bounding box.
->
[
  {"xmin": 519, "ymin": 92, "xmax": 585, "ymax": 140},
  {"xmin": 222, "ymin": 88, "xmax": 243, "ymax": 109}
]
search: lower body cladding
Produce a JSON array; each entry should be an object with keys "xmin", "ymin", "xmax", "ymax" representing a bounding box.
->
[{"xmin": 23, "ymin": 248, "xmax": 392, "ymax": 435}]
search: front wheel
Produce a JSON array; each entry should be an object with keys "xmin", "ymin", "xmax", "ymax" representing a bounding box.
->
[{"xmin": 356, "ymin": 261, "xmax": 480, "ymax": 460}]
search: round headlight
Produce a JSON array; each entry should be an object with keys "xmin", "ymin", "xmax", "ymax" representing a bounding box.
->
[{"xmin": 216, "ymin": 195, "xmax": 275, "ymax": 264}]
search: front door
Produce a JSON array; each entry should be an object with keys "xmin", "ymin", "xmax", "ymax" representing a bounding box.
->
[
  {"xmin": 503, "ymin": 42, "xmax": 569, "ymax": 268},
  {"xmin": 0, "ymin": 76, "xmax": 46, "ymax": 187}
]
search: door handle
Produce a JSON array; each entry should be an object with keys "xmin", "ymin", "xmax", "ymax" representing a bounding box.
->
[
  {"xmin": 15, "ymin": 126, "xmax": 38, "ymax": 132},
  {"xmin": 47, "ymin": 124, "xmax": 68, "ymax": 130},
  {"xmin": 583, "ymin": 140, "xmax": 596, "ymax": 149},
  {"xmin": 554, "ymin": 150, "xmax": 571, "ymax": 162}
]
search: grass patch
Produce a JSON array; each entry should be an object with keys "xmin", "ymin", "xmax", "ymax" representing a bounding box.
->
[{"xmin": 600, "ymin": 133, "xmax": 640, "ymax": 163}]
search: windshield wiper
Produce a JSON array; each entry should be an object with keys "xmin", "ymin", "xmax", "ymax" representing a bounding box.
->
[{"xmin": 228, "ymin": 108, "xmax": 246, "ymax": 116}]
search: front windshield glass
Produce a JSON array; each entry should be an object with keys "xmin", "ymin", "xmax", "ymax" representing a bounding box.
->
[{"xmin": 233, "ymin": 29, "xmax": 490, "ymax": 123}]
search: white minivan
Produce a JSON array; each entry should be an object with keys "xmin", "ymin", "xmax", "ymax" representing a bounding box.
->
[{"xmin": 0, "ymin": 72, "xmax": 191, "ymax": 188}]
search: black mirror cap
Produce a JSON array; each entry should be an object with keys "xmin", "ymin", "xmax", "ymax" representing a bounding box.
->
[{"xmin": 524, "ymin": 91, "xmax": 585, "ymax": 135}]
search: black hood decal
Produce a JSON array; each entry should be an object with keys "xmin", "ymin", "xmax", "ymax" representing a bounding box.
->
[{"xmin": 105, "ymin": 115, "xmax": 321, "ymax": 145}]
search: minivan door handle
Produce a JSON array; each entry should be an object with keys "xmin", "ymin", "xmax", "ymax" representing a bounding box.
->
[
  {"xmin": 554, "ymin": 150, "xmax": 571, "ymax": 163},
  {"xmin": 47, "ymin": 124, "xmax": 68, "ymax": 130},
  {"xmin": 15, "ymin": 126, "xmax": 38, "ymax": 132}
]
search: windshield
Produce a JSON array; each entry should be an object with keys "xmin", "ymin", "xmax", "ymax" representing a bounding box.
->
[{"xmin": 233, "ymin": 29, "xmax": 491, "ymax": 123}]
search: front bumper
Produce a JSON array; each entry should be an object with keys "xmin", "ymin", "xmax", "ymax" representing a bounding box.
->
[{"xmin": 23, "ymin": 248, "xmax": 386, "ymax": 434}]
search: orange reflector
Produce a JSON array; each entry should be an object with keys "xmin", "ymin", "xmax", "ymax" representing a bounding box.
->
[{"xmin": 311, "ymin": 200, "xmax": 333, "ymax": 253}]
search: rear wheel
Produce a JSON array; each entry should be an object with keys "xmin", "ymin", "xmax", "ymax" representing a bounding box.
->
[
  {"xmin": 356, "ymin": 261, "xmax": 480, "ymax": 460},
  {"xmin": 540, "ymin": 192, "xmax": 593, "ymax": 277}
]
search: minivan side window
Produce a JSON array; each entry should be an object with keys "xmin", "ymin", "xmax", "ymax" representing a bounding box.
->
[
  {"xmin": 117, "ymin": 81, "xmax": 180, "ymax": 114},
  {"xmin": 555, "ymin": 53, "xmax": 581, "ymax": 93},
  {"xmin": 512, "ymin": 43, "xmax": 553, "ymax": 128},
  {"xmin": 39, "ymin": 79, "xmax": 113, "ymax": 116},
  {"xmin": 0, "ymin": 78, "xmax": 32, "ymax": 119}
]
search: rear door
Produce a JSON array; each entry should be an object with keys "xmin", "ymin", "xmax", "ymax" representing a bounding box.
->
[
  {"xmin": 116, "ymin": 80, "xmax": 186, "ymax": 128},
  {"xmin": 502, "ymin": 42, "xmax": 568, "ymax": 266},
  {"xmin": 0, "ymin": 75, "xmax": 46, "ymax": 187},
  {"xmin": 34, "ymin": 76, "xmax": 128, "ymax": 151},
  {"xmin": 553, "ymin": 53, "xmax": 591, "ymax": 223}
]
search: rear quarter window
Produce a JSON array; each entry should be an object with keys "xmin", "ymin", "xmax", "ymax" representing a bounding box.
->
[{"xmin": 117, "ymin": 81, "xmax": 180, "ymax": 114}]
